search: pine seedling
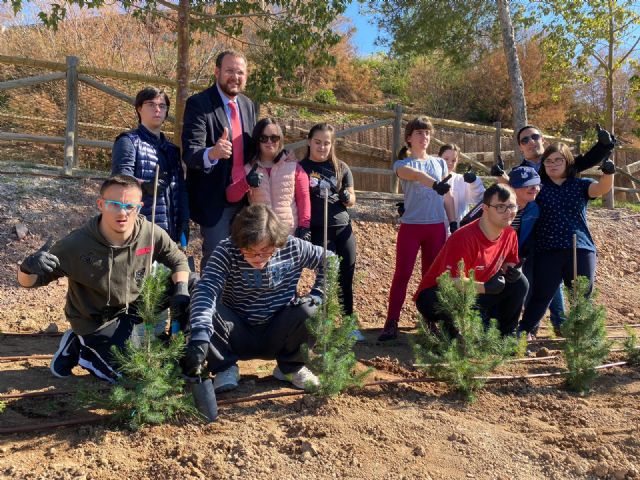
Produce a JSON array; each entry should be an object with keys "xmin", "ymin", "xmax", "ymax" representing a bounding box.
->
[
  {"xmin": 561, "ymin": 276, "xmax": 611, "ymax": 394},
  {"xmin": 623, "ymin": 325, "xmax": 640, "ymax": 366},
  {"xmin": 303, "ymin": 256, "xmax": 370, "ymax": 396},
  {"xmin": 413, "ymin": 261, "xmax": 519, "ymax": 402},
  {"xmin": 77, "ymin": 267, "xmax": 197, "ymax": 429}
]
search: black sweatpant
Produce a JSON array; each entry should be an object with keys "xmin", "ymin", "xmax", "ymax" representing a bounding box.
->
[
  {"xmin": 415, "ymin": 274, "xmax": 529, "ymax": 336},
  {"xmin": 310, "ymin": 223, "xmax": 356, "ymax": 316},
  {"xmin": 206, "ymin": 301, "xmax": 317, "ymax": 375}
]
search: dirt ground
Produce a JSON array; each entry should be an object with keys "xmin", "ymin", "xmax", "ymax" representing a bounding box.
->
[{"xmin": 1, "ymin": 167, "xmax": 640, "ymax": 480}]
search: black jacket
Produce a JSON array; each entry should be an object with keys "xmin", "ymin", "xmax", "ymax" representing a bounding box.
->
[{"xmin": 181, "ymin": 85, "xmax": 256, "ymax": 227}]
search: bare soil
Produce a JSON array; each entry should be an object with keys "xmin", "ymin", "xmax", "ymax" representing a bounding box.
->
[{"xmin": 1, "ymin": 167, "xmax": 640, "ymax": 480}]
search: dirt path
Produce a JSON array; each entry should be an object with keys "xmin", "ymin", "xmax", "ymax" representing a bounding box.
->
[{"xmin": 1, "ymin": 170, "xmax": 639, "ymax": 480}]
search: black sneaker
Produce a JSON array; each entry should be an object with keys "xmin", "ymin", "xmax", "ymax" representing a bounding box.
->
[{"xmin": 50, "ymin": 329, "xmax": 80, "ymax": 378}]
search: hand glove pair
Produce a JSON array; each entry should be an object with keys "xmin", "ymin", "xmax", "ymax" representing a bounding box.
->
[
  {"xmin": 483, "ymin": 266, "xmax": 522, "ymax": 294},
  {"xmin": 432, "ymin": 174, "xmax": 452, "ymax": 195},
  {"xmin": 20, "ymin": 238, "xmax": 59, "ymax": 275}
]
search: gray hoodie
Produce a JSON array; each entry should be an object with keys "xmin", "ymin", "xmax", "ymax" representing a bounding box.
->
[{"xmin": 37, "ymin": 214, "xmax": 188, "ymax": 335}]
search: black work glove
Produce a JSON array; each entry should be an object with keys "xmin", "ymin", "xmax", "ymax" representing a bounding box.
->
[
  {"xmin": 246, "ymin": 164, "xmax": 263, "ymax": 188},
  {"xmin": 463, "ymin": 168, "xmax": 477, "ymax": 183},
  {"xmin": 294, "ymin": 226, "xmax": 311, "ymax": 242},
  {"xmin": 600, "ymin": 156, "xmax": 616, "ymax": 175},
  {"xmin": 504, "ymin": 265, "xmax": 523, "ymax": 283},
  {"xmin": 291, "ymin": 295, "xmax": 322, "ymax": 307},
  {"xmin": 182, "ymin": 340, "xmax": 209, "ymax": 377},
  {"xmin": 490, "ymin": 156, "xmax": 505, "ymax": 177},
  {"xmin": 483, "ymin": 271, "xmax": 506, "ymax": 295},
  {"xmin": 596, "ymin": 124, "xmax": 614, "ymax": 147},
  {"xmin": 449, "ymin": 221, "xmax": 458, "ymax": 234},
  {"xmin": 20, "ymin": 238, "xmax": 60, "ymax": 275},
  {"xmin": 432, "ymin": 174, "xmax": 452, "ymax": 196},
  {"xmin": 141, "ymin": 172, "xmax": 169, "ymax": 197},
  {"xmin": 338, "ymin": 188, "xmax": 351, "ymax": 204},
  {"xmin": 170, "ymin": 281, "xmax": 190, "ymax": 331},
  {"xmin": 396, "ymin": 202, "xmax": 405, "ymax": 217}
]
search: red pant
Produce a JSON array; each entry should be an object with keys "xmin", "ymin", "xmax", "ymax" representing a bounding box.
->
[{"xmin": 386, "ymin": 223, "xmax": 446, "ymax": 322}]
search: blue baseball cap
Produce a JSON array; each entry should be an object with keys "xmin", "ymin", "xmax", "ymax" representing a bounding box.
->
[{"xmin": 508, "ymin": 166, "xmax": 540, "ymax": 188}]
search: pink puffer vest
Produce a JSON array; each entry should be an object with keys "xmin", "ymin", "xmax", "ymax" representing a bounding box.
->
[{"xmin": 246, "ymin": 160, "xmax": 298, "ymax": 233}]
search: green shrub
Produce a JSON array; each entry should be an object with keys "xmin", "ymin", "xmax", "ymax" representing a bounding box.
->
[{"xmin": 314, "ymin": 89, "xmax": 338, "ymax": 105}]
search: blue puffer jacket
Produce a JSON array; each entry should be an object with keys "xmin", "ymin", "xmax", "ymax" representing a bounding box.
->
[{"xmin": 111, "ymin": 125, "xmax": 188, "ymax": 241}]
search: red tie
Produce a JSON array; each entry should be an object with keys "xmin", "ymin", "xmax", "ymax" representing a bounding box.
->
[{"xmin": 228, "ymin": 100, "xmax": 245, "ymax": 184}]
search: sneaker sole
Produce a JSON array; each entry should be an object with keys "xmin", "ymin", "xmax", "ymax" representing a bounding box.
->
[{"xmin": 50, "ymin": 329, "xmax": 76, "ymax": 378}]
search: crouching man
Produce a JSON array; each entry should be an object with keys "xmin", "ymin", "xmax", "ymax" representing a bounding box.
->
[
  {"xmin": 182, "ymin": 204, "xmax": 326, "ymax": 392},
  {"xmin": 17, "ymin": 174, "xmax": 190, "ymax": 381},
  {"xmin": 414, "ymin": 184, "xmax": 528, "ymax": 336}
]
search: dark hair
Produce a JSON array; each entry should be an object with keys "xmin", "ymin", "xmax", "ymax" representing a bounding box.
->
[
  {"xmin": 483, "ymin": 183, "xmax": 515, "ymax": 205},
  {"xmin": 100, "ymin": 174, "xmax": 142, "ymax": 195},
  {"xmin": 399, "ymin": 116, "xmax": 434, "ymax": 158},
  {"xmin": 438, "ymin": 143, "xmax": 460, "ymax": 157},
  {"xmin": 540, "ymin": 142, "xmax": 576, "ymax": 178},
  {"xmin": 134, "ymin": 87, "xmax": 170, "ymax": 123},
  {"xmin": 306, "ymin": 123, "xmax": 342, "ymax": 188},
  {"xmin": 215, "ymin": 50, "xmax": 247, "ymax": 68},
  {"xmin": 516, "ymin": 125, "xmax": 541, "ymax": 143},
  {"xmin": 249, "ymin": 118, "xmax": 284, "ymax": 164},
  {"xmin": 230, "ymin": 205, "xmax": 289, "ymax": 249}
]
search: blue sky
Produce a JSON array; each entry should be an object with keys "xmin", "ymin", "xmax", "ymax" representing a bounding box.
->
[{"xmin": 344, "ymin": 1, "xmax": 387, "ymax": 57}]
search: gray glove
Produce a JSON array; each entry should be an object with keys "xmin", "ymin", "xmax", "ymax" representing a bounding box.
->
[{"xmin": 20, "ymin": 238, "xmax": 60, "ymax": 275}]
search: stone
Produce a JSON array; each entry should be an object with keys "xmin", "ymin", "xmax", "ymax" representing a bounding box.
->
[
  {"xmin": 592, "ymin": 463, "xmax": 609, "ymax": 477},
  {"xmin": 413, "ymin": 446, "xmax": 426, "ymax": 457},
  {"xmin": 613, "ymin": 469, "xmax": 628, "ymax": 480},
  {"xmin": 14, "ymin": 223, "xmax": 28, "ymax": 240},
  {"xmin": 44, "ymin": 323, "xmax": 59, "ymax": 333},
  {"xmin": 536, "ymin": 347, "xmax": 551, "ymax": 358}
]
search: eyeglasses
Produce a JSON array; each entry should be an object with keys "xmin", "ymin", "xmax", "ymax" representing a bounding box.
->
[
  {"xmin": 259, "ymin": 135, "xmax": 281, "ymax": 144},
  {"xmin": 543, "ymin": 157, "xmax": 565, "ymax": 166},
  {"xmin": 240, "ymin": 247, "xmax": 276, "ymax": 259},
  {"xmin": 519, "ymin": 133, "xmax": 542, "ymax": 145},
  {"xmin": 486, "ymin": 203, "xmax": 518, "ymax": 213},
  {"xmin": 142, "ymin": 101, "xmax": 168, "ymax": 112},
  {"xmin": 103, "ymin": 199, "xmax": 142, "ymax": 214}
]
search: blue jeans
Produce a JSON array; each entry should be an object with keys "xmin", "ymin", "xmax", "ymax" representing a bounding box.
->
[{"xmin": 522, "ymin": 256, "xmax": 566, "ymax": 334}]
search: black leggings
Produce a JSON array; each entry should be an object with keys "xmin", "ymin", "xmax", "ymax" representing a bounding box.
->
[{"xmin": 310, "ymin": 223, "xmax": 356, "ymax": 316}]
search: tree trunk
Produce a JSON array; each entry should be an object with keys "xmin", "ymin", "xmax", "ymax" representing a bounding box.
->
[
  {"xmin": 174, "ymin": 0, "xmax": 190, "ymax": 147},
  {"xmin": 496, "ymin": 0, "xmax": 527, "ymax": 154},
  {"xmin": 603, "ymin": 0, "xmax": 615, "ymax": 209}
]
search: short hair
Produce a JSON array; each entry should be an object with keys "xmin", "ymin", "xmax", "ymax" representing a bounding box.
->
[
  {"xmin": 215, "ymin": 50, "xmax": 247, "ymax": 68},
  {"xmin": 483, "ymin": 183, "xmax": 515, "ymax": 205},
  {"xmin": 405, "ymin": 116, "xmax": 434, "ymax": 142},
  {"xmin": 516, "ymin": 125, "xmax": 541, "ymax": 143},
  {"xmin": 250, "ymin": 118, "xmax": 284, "ymax": 164},
  {"xmin": 100, "ymin": 174, "xmax": 142, "ymax": 196},
  {"xmin": 230, "ymin": 205, "xmax": 289, "ymax": 249},
  {"xmin": 540, "ymin": 142, "xmax": 576, "ymax": 178},
  {"xmin": 134, "ymin": 87, "xmax": 170, "ymax": 123},
  {"xmin": 438, "ymin": 143, "xmax": 460, "ymax": 157}
]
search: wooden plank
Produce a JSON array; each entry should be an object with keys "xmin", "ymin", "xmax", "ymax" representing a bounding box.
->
[
  {"xmin": 284, "ymin": 118, "xmax": 393, "ymax": 151},
  {"xmin": 0, "ymin": 72, "xmax": 65, "ymax": 91},
  {"xmin": 391, "ymin": 104, "xmax": 403, "ymax": 193},
  {"xmin": 0, "ymin": 132, "xmax": 112, "ymax": 149}
]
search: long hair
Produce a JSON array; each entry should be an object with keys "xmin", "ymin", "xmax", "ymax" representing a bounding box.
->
[
  {"xmin": 248, "ymin": 118, "xmax": 284, "ymax": 165},
  {"xmin": 541, "ymin": 142, "xmax": 576, "ymax": 178},
  {"xmin": 306, "ymin": 123, "xmax": 342, "ymax": 188}
]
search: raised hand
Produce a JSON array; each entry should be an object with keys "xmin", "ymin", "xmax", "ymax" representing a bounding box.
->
[
  {"xmin": 210, "ymin": 127, "xmax": 233, "ymax": 160},
  {"xmin": 20, "ymin": 238, "xmax": 60, "ymax": 275},
  {"xmin": 432, "ymin": 174, "xmax": 452, "ymax": 195},
  {"xmin": 463, "ymin": 167, "xmax": 477, "ymax": 183},
  {"xmin": 596, "ymin": 124, "xmax": 614, "ymax": 147},
  {"xmin": 490, "ymin": 156, "xmax": 505, "ymax": 177},
  {"xmin": 246, "ymin": 163, "xmax": 263, "ymax": 188},
  {"xmin": 600, "ymin": 156, "xmax": 616, "ymax": 175}
]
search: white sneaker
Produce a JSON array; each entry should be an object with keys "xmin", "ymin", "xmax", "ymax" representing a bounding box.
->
[
  {"xmin": 213, "ymin": 364, "xmax": 240, "ymax": 393},
  {"xmin": 350, "ymin": 329, "xmax": 365, "ymax": 342},
  {"xmin": 273, "ymin": 365, "xmax": 319, "ymax": 391}
]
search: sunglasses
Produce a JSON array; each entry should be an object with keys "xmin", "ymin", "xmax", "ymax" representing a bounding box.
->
[
  {"xmin": 519, "ymin": 133, "xmax": 542, "ymax": 145},
  {"xmin": 103, "ymin": 199, "xmax": 142, "ymax": 214},
  {"xmin": 259, "ymin": 135, "xmax": 281, "ymax": 144}
]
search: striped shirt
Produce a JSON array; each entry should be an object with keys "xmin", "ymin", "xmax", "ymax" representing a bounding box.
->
[{"xmin": 189, "ymin": 236, "xmax": 329, "ymax": 342}]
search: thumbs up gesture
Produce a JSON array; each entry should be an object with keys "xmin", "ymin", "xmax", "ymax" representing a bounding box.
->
[
  {"xmin": 209, "ymin": 127, "xmax": 233, "ymax": 160},
  {"xmin": 20, "ymin": 238, "xmax": 60, "ymax": 275},
  {"xmin": 246, "ymin": 163, "xmax": 263, "ymax": 188}
]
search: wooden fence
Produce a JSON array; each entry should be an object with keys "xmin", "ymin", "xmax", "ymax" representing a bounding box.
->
[{"xmin": 1, "ymin": 54, "xmax": 640, "ymax": 201}]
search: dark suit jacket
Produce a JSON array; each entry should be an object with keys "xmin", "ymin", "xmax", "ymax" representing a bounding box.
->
[{"xmin": 182, "ymin": 85, "xmax": 256, "ymax": 227}]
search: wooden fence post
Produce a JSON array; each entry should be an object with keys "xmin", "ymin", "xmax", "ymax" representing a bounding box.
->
[
  {"xmin": 391, "ymin": 104, "xmax": 403, "ymax": 193},
  {"xmin": 493, "ymin": 121, "xmax": 502, "ymax": 167},
  {"xmin": 254, "ymin": 101, "xmax": 261, "ymax": 119},
  {"xmin": 63, "ymin": 56, "xmax": 79, "ymax": 175},
  {"xmin": 574, "ymin": 135, "xmax": 582, "ymax": 155}
]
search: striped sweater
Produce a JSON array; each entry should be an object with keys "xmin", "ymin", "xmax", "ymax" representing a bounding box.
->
[{"xmin": 189, "ymin": 236, "xmax": 329, "ymax": 342}]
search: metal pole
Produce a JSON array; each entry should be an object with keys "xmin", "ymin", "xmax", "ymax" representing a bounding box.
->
[
  {"xmin": 148, "ymin": 164, "xmax": 160, "ymax": 275},
  {"xmin": 63, "ymin": 56, "xmax": 79, "ymax": 176},
  {"xmin": 391, "ymin": 104, "xmax": 403, "ymax": 193}
]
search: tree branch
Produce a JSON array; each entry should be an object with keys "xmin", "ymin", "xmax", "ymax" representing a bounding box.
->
[{"xmin": 616, "ymin": 32, "xmax": 640, "ymax": 68}]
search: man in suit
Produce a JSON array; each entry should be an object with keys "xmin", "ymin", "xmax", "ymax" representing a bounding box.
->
[{"xmin": 182, "ymin": 50, "xmax": 257, "ymax": 271}]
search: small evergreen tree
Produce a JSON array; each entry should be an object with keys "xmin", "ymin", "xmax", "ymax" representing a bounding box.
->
[
  {"xmin": 561, "ymin": 276, "xmax": 611, "ymax": 393},
  {"xmin": 303, "ymin": 256, "xmax": 370, "ymax": 396},
  {"xmin": 623, "ymin": 325, "xmax": 640, "ymax": 366},
  {"xmin": 413, "ymin": 261, "xmax": 519, "ymax": 402},
  {"xmin": 78, "ymin": 267, "xmax": 197, "ymax": 430}
]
